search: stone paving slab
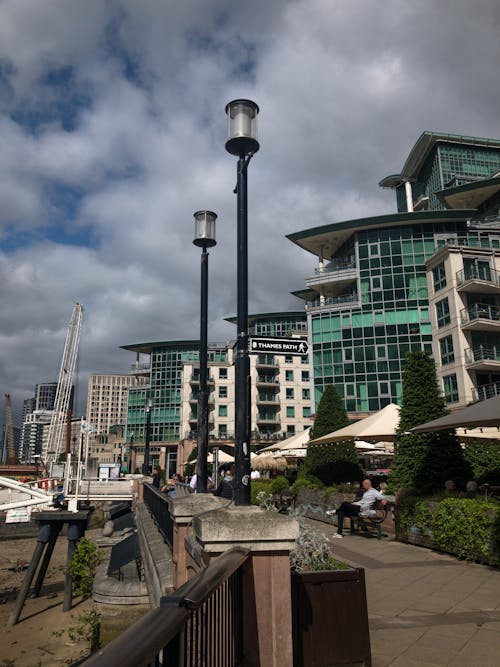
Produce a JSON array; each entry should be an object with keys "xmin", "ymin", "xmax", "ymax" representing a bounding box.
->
[{"xmin": 307, "ymin": 518, "xmax": 500, "ymax": 666}]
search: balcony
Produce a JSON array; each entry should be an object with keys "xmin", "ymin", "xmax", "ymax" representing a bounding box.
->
[
  {"xmin": 472, "ymin": 381, "xmax": 500, "ymax": 402},
  {"xmin": 129, "ymin": 362, "xmax": 150, "ymax": 377},
  {"xmin": 256, "ymin": 394, "xmax": 281, "ymax": 406},
  {"xmin": 256, "ymin": 414, "xmax": 281, "ymax": 425},
  {"xmin": 255, "ymin": 355, "xmax": 279, "ymax": 370},
  {"xmin": 190, "ymin": 374, "xmax": 215, "ymax": 386},
  {"xmin": 306, "ymin": 260, "xmax": 357, "ymax": 294},
  {"xmin": 256, "ymin": 376, "xmax": 280, "ymax": 388},
  {"xmin": 464, "ymin": 345, "xmax": 500, "ymax": 371},
  {"xmin": 456, "ymin": 267, "xmax": 500, "ymax": 294},
  {"xmin": 189, "ymin": 393, "xmax": 215, "ymax": 404},
  {"xmin": 305, "ymin": 293, "xmax": 360, "ymax": 312},
  {"xmin": 460, "ymin": 304, "xmax": 500, "ymax": 331}
]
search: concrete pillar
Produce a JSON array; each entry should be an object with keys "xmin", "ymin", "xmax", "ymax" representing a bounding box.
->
[
  {"xmin": 192, "ymin": 505, "xmax": 300, "ymax": 667},
  {"xmin": 405, "ymin": 180, "xmax": 414, "ymax": 212},
  {"xmin": 168, "ymin": 494, "xmax": 228, "ymax": 588}
]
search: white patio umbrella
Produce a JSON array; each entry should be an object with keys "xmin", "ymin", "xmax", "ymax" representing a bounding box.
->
[
  {"xmin": 258, "ymin": 427, "xmax": 312, "ymax": 454},
  {"xmin": 309, "ymin": 404, "xmax": 400, "ymax": 445}
]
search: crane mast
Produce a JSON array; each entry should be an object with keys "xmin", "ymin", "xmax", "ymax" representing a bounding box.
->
[
  {"xmin": 43, "ymin": 303, "xmax": 83, "ymax": 462},
  {"xmin": 3, "ymin": 394, "xmax": 15, "ymax": 464}
]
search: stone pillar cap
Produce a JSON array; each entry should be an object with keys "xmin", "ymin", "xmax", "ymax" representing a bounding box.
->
[{"xmin": 168, "ymin": 494, "xmax": 228, "ymax": 522}]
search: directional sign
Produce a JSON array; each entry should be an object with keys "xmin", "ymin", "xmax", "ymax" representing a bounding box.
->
[{"xmin": 249, "ymin": 337, "xmax": 309, "ymax": 356}]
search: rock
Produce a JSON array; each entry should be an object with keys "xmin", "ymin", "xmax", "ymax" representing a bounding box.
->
[{"xmin": 102, "ymin": 520, "xmax": 114, "ymax": 537}]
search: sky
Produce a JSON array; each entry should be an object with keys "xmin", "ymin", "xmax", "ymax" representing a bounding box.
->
[{"xmin": 1, "ymin": 0, "xmax": 499, "ymax": 425}]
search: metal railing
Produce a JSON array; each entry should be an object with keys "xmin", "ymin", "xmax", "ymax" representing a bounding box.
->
[
  {"xmin": 472, "ymin": 381, "xmax": 500, "ymax": 402},
  {"xmin": 83, "ymin": 546, "xmax": 249, "ymax": 667},
  {"xmin": 461, "ymin": 303, "xmax": 500, "ymax": 324},
  {"xmin": 465, "ymin": 345, "xmax": 500, "ymax": 364},
  {"xmin": 143, "ymin": 482, "xmax": 175, "ymax": 547},
  {"xmin": 456, "ymin": 266, "xmax": 500, "ymax": 288}
]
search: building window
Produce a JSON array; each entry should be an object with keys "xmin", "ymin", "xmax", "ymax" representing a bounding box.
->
[
  {"xmin": 286, "ymin": 406, "xmax": 295, "ymax": 418},
  {"xmin": 436, "ymin": 298, "xmax": 451, "ymax": 328},
  {"xmin": 443, "ymin": 374, "xmax": 459, "ymax": 403},
  {"xmin": 218, "ymin": 405, "xmax": 228, "ymax": 417},
  {"xmin": 371, "ymin": 276, "xmax": 382, "ymax": 291},
  {"xmin": 219, "ymin": 386, "xmax": 228, "ymax": 398},
  {"xmin": 285, "ymin": 355, "xmax": 293, "ymax": 364},
  {"xmin": 369, "ymin": 241, "xmax": 380, "ymax": 257},
  {"xmin": 376, "ymin": 345, "xmax": 387, "ymax": 359},
  {"xmin": 287, "ymin": 425, "xmax": 296, "ymax": 436},
  {"xmin": 285, "ymin": 370, "xmax": 294, "ymax": 382},
  {"xmin": 433, "ymin": 262, "xmax": 446, "ymax": 292},
  {"xmin": 439, "ymin": 335, "xmax": 455, "ymax": 365},
  {"xmin": 286, "ymin": 388, "xmax": 294, "ymax": 399},
  {"xmin": 218, "ymin": 424, "xmax": 227, "ymax": 438},
  {"xmin": 219, "ymin": 368, "xmax": 228, "ymax": 379},
  {"xmin": 303, "ymin": 406, "xmax": 311, "ymax": 418},
  {"xmin": 301, "ymin": 371, "xmax": 309, "ymax": 382},
  {"xmin": 302, "ymin": 388, "xmax": 310, "ymax": 400}
]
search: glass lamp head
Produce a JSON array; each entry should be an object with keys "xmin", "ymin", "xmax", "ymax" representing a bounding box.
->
[
  {"xmin": 225, "ymin": 99, "xmax": 260, "ymax": 156},
  {"xmin": 193, "ymin": 210, "xmax": 217, "ymax": 248}
]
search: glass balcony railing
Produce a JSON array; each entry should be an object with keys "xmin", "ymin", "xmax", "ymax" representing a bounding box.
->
[
  {"xmin": 457, "ymin": 267, "xmax": 500, "ymax": 288},
  {"xmin": 465, "ymin": 345, "xmax": 500, "ymax": 364},
  {"xmin": 472, "ymin": 381, "xmax": 500, "ymax": 402},
  {"xmin": 461, "ymin": 304, "xmax": 500, "ymax": 325},
  {"xmin": 306, "ymin": 293, "xmax": 359, "ymax": 310},
  {"xmin": 256, "ymin": 376, "xmax": 280, "ymax": 385},
  {"xmin": 314, "ymin": 259, "xmax": 356, "ymax": 275}
]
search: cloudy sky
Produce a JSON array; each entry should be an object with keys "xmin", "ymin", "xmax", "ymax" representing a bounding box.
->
[{"xmin": 1, "ymin": 0, "xmax": 499, "ymax": 424}]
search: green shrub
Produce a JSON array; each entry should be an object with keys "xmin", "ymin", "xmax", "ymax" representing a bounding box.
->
[
  {"xmin": 290, "ymin": 478, "xmax": 317, "ymax": 496},
  {"xmin": 309, "ymin": 385, "xmax": 349, "ymax": 440},
  {"xmin": 269, "ymin": 476, "xmax": 290, "ymax": 494},
  {"xmin": 250, "ymin": 479, "xmax": 272, "ymax": 505},
  {"xmin": 398, "ymin": 495, "xmax": 500, "ymax": 564},
  {"xmin": 70, "ymin": 537, "xmax": 102, "ymax": 598},
  {"xmin": 464, "ymin": 441, "xmax": 500, "ymax": 484}
]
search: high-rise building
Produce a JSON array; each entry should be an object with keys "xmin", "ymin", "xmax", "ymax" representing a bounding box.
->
[
  {"xmin": 288, "ymin": 131, "xmax": 500, "ymax": 414},
  {"xmin": 86, "ymin": 373, "xmax": 148, "ymax": 446},
  {"xmin": 35, "ymin": 382, "xmax": 58, "ymax": 411},
  {"xmin": 122, "ymin": 312, "xmax": 312, "ymax": 474}
]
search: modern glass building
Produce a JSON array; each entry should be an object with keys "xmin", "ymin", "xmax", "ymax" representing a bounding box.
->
[{"xmin": 288, "ymin": 132, "xmax": 500, "ymax": 414}]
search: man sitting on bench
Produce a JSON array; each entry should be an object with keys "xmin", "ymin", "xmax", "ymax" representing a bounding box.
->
[{"xmin": 327, "ymin": 478, "xmax": 387, "ymax": 538}]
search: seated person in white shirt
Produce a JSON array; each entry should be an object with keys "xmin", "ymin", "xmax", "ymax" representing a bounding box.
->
[{"xmin": 329, "ymin": 478, "xmax": 386, "ymax": 538}]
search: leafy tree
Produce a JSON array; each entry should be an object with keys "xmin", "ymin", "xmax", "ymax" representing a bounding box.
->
[
  {"xmin": 463, "ymin": 440, "xmax": 500, "ymax": 484},
  {"xmin": 389, "ymin": 351, "xmax": 470, "ymax": 492},
  {"xmin": 303, "ymin": 441, "xmax": 363, "ymax": 485},
  {"xmin": 309, "ymin": 385, "xmax": 349, "ymax": 440},
  {"xmin": 303, "ymin": 386, "xmax": 362, "ymax": 485}
]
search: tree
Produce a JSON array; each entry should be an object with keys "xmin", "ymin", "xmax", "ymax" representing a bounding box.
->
[
  {"xmin": 309, "ymin": 385, "xmax": 349, "ymax": 440},
  {"xmin": 389, "ymin": 351, "xmax": 470, "ymax": 492},
  {"xmin": 303, "ymin": 386, "xmax": 362, "ymax": 485}
]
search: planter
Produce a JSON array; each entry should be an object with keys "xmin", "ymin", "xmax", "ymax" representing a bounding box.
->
[{"xmin": 291, "ymin": 567, "xmax": 371, "ymax": 667}]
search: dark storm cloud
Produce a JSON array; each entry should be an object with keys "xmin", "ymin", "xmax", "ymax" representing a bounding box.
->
[{"xmin": 0, "ymin": 0, "xmax": 499, "ymax": 422}]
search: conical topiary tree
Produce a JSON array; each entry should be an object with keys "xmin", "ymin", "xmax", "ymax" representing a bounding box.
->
[
  {"xmin": 389, "ymin": 350, "xmax": 471, "ymax": 492},
  {"xmin": 303, "ymin": 385, "xmax": 362, "ymax": 485},
  {"xmin": 309, "ymin": 385, "xmax": 349, "ymax": 440}
]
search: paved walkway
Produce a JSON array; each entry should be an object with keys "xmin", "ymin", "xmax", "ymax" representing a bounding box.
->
[{"xmin": 308, "ymin": 519, "xmax": 500, "ymax": 667}]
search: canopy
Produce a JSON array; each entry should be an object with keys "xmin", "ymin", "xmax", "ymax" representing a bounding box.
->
[
  {"xmin": 258, "ymin": 428, "xmax": 312, "ymax": 454},
  {"xmin": 309, "ymin": 403, "xmax": 400, "ymax": 444},
  {"xmin": 411, "ymin": 395, "xmax": 500, "ymax": 433},
  {"xmin": 252, "ymin": 454, "xmax": 289, "ymax": 471}
]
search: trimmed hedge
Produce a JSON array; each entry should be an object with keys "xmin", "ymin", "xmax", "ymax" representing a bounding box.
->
[{"xmin": 396, "ymin": 495, "xmax": 500, "ymax": 565}]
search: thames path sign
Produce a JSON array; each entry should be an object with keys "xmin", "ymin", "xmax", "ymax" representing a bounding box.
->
[{"xmin": 248, "ymin": 337, "xmax": 309, "ymax": 356}]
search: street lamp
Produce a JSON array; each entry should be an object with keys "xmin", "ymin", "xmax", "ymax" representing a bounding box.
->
[
  {"xmin": 142, "ymin": 399, "xmax": 153, "ymax": 476},
  {"xmin": 225, "ymin": 99, "xmax": 259, "ymax": 505},
  {"xmin": 193, "ymin": 210, "xmax": 217, "ymax": 494}
]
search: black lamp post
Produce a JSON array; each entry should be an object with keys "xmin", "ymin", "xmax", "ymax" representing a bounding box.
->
[
  {"xmin": 193, "ymin": 210, "xmax": 217, "ymax": 494},
  {"xmin": 225, "ymin": 99, "xmax": 260, "ymax": 505},
  {"xmin": 142, "ymin": 399, "xmax": 153, "ymax": 476}
]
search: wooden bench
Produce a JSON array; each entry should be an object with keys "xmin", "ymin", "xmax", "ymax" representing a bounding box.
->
[{"xmin": 350, "ymin": 501, "xmax": 388, "ymax": 539}]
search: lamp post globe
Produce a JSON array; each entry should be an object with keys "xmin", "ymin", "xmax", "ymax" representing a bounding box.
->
[
  {"xmin": 193, "ymin": 210, "xmax": 217, "ymax": 248},
  {"xmin": 225, "ymin": 99, "xmax": 260, "ymax": 157}
]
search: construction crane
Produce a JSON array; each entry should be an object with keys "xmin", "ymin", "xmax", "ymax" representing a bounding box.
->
[
  {"xmin": 3, "ymin": 394, "xmax": 15, "ymax": 464},
  {"xmin": 43, "ymin": 303, "xmax": 84, "ymax": 462}
]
